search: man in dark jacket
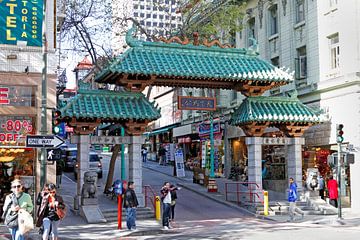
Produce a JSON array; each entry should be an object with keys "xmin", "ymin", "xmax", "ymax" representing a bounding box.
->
[{"xmin": 123, "ymin": 181, "xmax": 139, "ymax": 230}]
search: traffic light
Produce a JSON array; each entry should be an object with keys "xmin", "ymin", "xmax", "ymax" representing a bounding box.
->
[
  {"xmin": 336, "ymin": 124, "xmax": 344, "ymax": 143},
  {"xmin": 52, "ymin": 109, "xmax": 61, "ymax": 134}
]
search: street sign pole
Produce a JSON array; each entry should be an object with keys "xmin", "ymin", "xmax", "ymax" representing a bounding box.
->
[
  {"xmin": 337, "ymin": 142, "xmax": 342, "ymax": 219},
  {"xmin": 121, "ymin": 127, "xmax": 126, "ymax": 180},
  {"xmin": 40, "ymin": 0, "xmax": 48, "ymax": 188},
  {"xmin": 210, "ymin": 112, "xmax": 215, "ymax": 178}
]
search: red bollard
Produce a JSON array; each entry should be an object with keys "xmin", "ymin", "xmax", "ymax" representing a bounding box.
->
[{"xmin": 117, "ymin": 195, "xmax": 122, "ymax": 229}]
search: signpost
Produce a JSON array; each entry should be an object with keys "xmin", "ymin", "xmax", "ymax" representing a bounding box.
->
[
  {"xmin": 26, "ymin": 135, "xmax": 65, "ymax": 148},
  {"xmin": 177, "ymin": 96, "xmax": 217, "ymax": 192}
]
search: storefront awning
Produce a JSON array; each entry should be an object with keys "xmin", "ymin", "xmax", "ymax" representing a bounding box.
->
[{"xmin": 144, "ymin": 123, "xmax": 180, "ymax": 137}]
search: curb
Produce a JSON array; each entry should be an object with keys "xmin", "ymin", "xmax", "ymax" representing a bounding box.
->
[{"xmin": 143, "ymin": 165, "xmax": 273, "ymax": 221}]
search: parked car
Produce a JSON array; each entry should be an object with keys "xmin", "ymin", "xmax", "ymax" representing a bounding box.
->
[
  {"xmin": 74, "ymin": 152, "xmax": 103, "ymax": 180},
  {"xmin": 64, "ymin": 147, "xmax": 77, "ymax": 171}
]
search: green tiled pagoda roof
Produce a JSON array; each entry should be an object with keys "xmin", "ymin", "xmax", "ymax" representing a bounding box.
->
[
  {"xmin": 230, "ymin": 96, "xmax": 321, "ymax": 125},
  {"xmin": 58, "ymin": 89, "xmax": 161, "ymax": 121},
  {"xmin": 95, "ymin": 28, "xmax": 293, "ymax": 84}
]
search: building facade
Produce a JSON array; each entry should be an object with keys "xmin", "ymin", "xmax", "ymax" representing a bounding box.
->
[
  {"xmin": 224, "ymin": 0, "xmax": 360, "ymax": 211},
  {"xmin": 0, "ymin": 0, "xmax": 58, "ymax": 211}
]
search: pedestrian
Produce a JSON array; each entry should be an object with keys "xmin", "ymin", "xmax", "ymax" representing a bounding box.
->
[
  {"xmin": 56, "ymin": 159, "xmax": 65, "ymax": 188},
  {"xmin": 169, "ymin": 184, "xmax": 178, "ymax": 223},
  {"xmin": 318, "ymin": 175, "xmax": 325, "ymax": 200},
  {"xmin": 160, "ymin": 182, "xmax": 175, "ymax": 229},
  {"xmin": 123, "ymin": 181, "xmax": 138, "ymax": 231},
  {"xmin": 36, "ymin": 183, "xmax": 66, "ymax": 240},
  {"xmin": 287, "ymin": 177, "xmax": 303, "ymax": 222},
  {"xmin": 327, "ymin": 175, "xmax": 338, "ymax": 208},
  {"xmin": 2, "ymin": 179, "xmax": 34, "ymax": 240},
  {"xmin": 141, "ymin": 146, "xmax": 148, "ymax": 163},
  {"xmin": 158, "ymin": 145, "xmax": 167, "ymax": 165}
]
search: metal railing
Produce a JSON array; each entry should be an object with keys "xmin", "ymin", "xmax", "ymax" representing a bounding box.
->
[
  {"xmin": 225, "ymin": 182, "xmax": 264, "ymax": 205},
  {"xmin": 143, "ymin": 185, "xmax": 157, "ymax": 216}
]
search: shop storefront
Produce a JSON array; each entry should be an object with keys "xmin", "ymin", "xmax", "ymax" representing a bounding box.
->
[{"xmin": 0, "ymin": 115, "xmax": 37, "ymax": 216}]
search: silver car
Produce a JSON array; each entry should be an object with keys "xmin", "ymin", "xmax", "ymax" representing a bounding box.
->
[{"xmin": 74, "ymin": 152, "xmax": 103, "ymax": 179}]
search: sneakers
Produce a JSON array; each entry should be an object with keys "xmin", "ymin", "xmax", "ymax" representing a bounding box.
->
[{"xmin": 163, "ymin": 226, "xmax": 169, "ymax": 230}]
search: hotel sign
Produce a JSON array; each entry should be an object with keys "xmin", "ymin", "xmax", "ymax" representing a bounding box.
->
[
  {"xmin": 0, "ymin": 0, "xmax": 44, "ymax": 46},
  {"xmin": 178, "ymin": 96, "xmax": 216, "ymax": 111}
]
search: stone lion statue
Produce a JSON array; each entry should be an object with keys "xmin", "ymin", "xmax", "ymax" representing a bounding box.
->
[{"xmin": 81, "ymin": 171, "xmax": 97, "ymax": 198}]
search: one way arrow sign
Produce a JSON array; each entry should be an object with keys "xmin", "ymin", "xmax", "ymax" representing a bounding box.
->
[{"xmin": 26, "ymin": 135, "xmax": 65, "ymax": 148}]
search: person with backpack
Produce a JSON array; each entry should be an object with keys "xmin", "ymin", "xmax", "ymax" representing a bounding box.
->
[
  {"xmin": 36, "ymin": 183, "xmax": 66, "ymax": 240},
  {"xmin": 2, "ymin": 179, "xmax": 33, "ymax": 240}
]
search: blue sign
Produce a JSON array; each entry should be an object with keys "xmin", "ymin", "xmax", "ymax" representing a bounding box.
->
[
  {"xmin": 0, "ymin": 0, "xmax": 44, "ymax": 46},
  {"xmin": 198, "ymin": 122, "xmax": 221, "ymax": 136}
]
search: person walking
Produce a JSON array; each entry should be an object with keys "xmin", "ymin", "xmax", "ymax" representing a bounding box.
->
[
  {"xmin": 287, "ymin": 177, "xmax": 303, "ymax": 222},
  {"xmin": 170, "ymin": 184, "xmax": 178, "ymax": 223},
  {"xmin": 2, "ymin": 179, "xmax": 34, "ymax": 240},
  {"xmin": 327, "ymin": 175, "xmax": 338, "ymax": 208},
  {"xmin": 123, "ymin": 181, "xmax": 139, "ymax": 231},
  {"xmin": 36, "ymin": 183, "xmax": 66, "ymax": 240},
  {"xmin": 56, "ymin": 159, "xmax": 65, "ymax": 188},
  {"xmin": 318, "ymin": 175, "xmax": 325, "ymax": 200},
  {"xmin": 160, "ymin": 182, "xmax": 174, "ymax": 229},
  {"xmin": 141, "ymin": 146, "xmax": 148, "ymax": 163},
  {"xmin": 158, "ymin": 145, "xmax": 167, "ymax": 165}
]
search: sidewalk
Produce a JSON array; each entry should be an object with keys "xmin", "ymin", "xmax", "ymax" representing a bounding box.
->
[
  {"xmin": 0, "ymin": 170, "xmax": 161, "ymax": 240},
  {"xmin": 143, "ymin": 160, "xmax": 360, "ymax": 225}
]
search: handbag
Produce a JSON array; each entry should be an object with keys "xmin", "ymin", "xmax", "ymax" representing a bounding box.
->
[
  {"xmin": 4, "ymin": 194, "xmax": 20, "ymax": 228},
  {"xmin": 56, "ymin": 205, "xmax": 67, "ymax": 220},
  {"xmin": 18, "ymin": 209, "xmax": 34, "ymax": 234}
]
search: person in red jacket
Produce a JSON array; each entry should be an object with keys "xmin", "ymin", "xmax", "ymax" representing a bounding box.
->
[{"xmin": 327, "ymin": 175, "xmax": 338, "ymax": 208}]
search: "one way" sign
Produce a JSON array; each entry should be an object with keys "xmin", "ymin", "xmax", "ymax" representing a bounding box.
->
[{"xmin": 26, "ymin": 135, "xmax": 65, "ymax": 148}]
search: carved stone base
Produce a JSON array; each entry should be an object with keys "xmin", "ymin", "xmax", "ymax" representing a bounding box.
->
[{"xmin": 81, "ymin": 198, "xmax": 98, "ymax": 206}]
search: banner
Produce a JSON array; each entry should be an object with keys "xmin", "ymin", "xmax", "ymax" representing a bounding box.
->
[
  {"xmin": 0, "ymin": 0, "xmax": 44, "ymax": 46},
  {"xmin": 174, "ymin": 149, "xmax": 185, "ymax": 177}
]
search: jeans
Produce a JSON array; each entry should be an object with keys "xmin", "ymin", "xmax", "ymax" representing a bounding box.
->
[
  {"xmin": 42, "ymin": 217, "xmax": 60, "ymax": 240},
  {"xmin": 142, "ymin": 154, "xmax": 147, "ymax": 162},
  {"xmin": 288, "ymin": 202, "xmax": 303, "ymax": 221},
  {"xmin": 162, "ymin": 203, "xmax": 171, "ymax": 227},
  {"xmin": 9, "ymin": 227, "xmax": 24, "ymax": 240},
  {"xmin": 170, "ymin": 204, "xmax": 176, "ymax": 220},
  {"xmin": 126, "ymin": 208, "xmax": 136, "ymax": 230}
]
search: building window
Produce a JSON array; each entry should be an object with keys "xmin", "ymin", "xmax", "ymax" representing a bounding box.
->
[
  {"xmin": 146, "ymin": 13, "xmax": 151, "ymax": 18},
  {"xmin": 296, "ymin": 46, "xmax": 307, "ymax": 79},
  {"xmin": 134, "ymin": 12, "xmax": 139, "ymax": 17},
  {"xmin": 295, "ymin": 0, "xmax": 305, "ymax": 23},
  {"xmin": 269, "ymin": 5, "xmax": 278, "ymax": 36},
  {"xmin": 159, "ymin": 15, "xmax": 164, "ymax": 19},
  {"xmin": 248, "ymin": 18, "xmax": 256, "ymax": 47},
  {"xmin": 329, "ymin": 34, "xmax": 340, "ymax": 69},
  {"xmin": 140, "ymin": 5, "xmax": 144, "ymax": 10},
  {"xmin": 159, "ymin": 22, "xmax": 164, "ymax": 27},
  {"xmin": 271, "ymin": 56, "xmax": 280, "ymax": 67},
  {"xmin": 153, "ymin": 14, "xmax": 157, "ymax": 18},
  {"xmin": 153, "ymin": 22, "xmax": 158, "ymax": 27},
  {"xmin": 140, "ymin": 13, "xmax": 144, "ymax": 18},
  {"xmin": 146, "ymin": 21, "xmax": 151, "ymax": 26}
]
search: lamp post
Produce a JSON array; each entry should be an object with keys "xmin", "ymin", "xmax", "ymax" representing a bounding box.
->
[{"xmin": 40, "ymin": 0, "xmax": 48, "ymax": 188}]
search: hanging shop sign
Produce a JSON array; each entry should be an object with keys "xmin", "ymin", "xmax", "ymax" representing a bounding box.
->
[
  {"xmin": 0, "ymin": 116, "xmax": 34, "ymax": 146},
  {"xmin": 178, "ymin": 96, "xmax": 216, "ymax": 111},
  {"xmin": 0, "ymin": 0, "xmax": 44, "ymax": 46},
  {"xmin": 198, "ymin": 121, "xmax": 221, "ymax": 136}
]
